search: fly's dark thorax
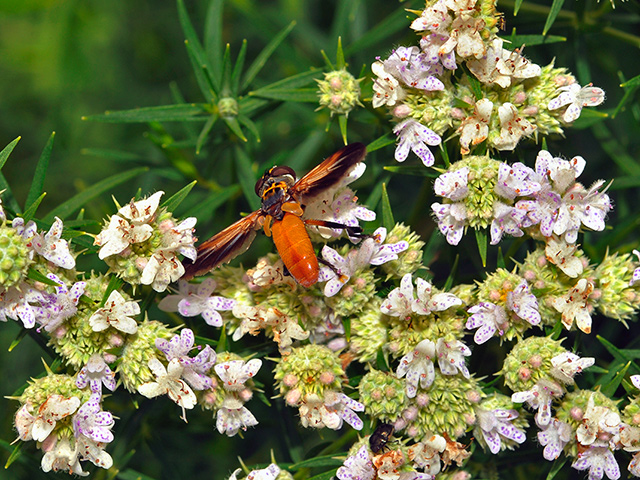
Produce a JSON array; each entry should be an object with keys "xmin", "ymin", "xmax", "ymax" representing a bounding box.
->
[{"xmin": 256, "ymin": 167, "xmax": 296, "ymax": 219}]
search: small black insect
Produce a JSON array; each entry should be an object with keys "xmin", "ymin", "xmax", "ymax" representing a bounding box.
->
[{"xmin": 369, "ymin": 422, "xmax": 394, "ymax": 453}]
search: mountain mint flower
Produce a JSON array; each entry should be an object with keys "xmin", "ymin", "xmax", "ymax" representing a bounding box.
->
[
  {"xmin": 72, "ymin": 393, "xmax": 115, "ymax": 444},
  {"xmin": 29, "ymin": 217, "xmax": 76, "ymax": 269},
  {"xmin": 505, "ymin": 281, "xmax": 541, "ymax": 326},
  {"xmin": 537, "ymin": 418, "xmax": 573, "ymax": 461},
  {"xmin": 577, "ymin": 394, "xmax": 622, "ymax": 448},
  {"xmin": 76, "ymin": 354, "xmax": 117, "ymax": 393},
  {"xmin": 630, "ymin": 250, "xmax": 640, "ymax": 286},
  {"xmin": 572, "ymin": 446, "xmax": 621, "ymax": 480},
  {"xmin": 336, "ymin": 445, "xmax": 375, "ymax": 480},
  {"xmin": 138, "ymin": 358, "xmax": 197, "ymax": 422},
  {"xmin": 371, "ymin": 61, "xmax": 406, "ymax": 108},
  {"xmin": 466, "ymin": 302, "xmax": 508, "ymax": 344},
  {"xmin": 474, "ymin": 407, "xmax": 526, "ymax": 454},
  {"xmin": 493, "ymin": 103, "xmax": 536, "ymax": 151},
  {"xmin": 431, "ymin": 202, "xmax": 467, "ymax": 245},
  {"xmin": 458, "ymin": 99, "xmax": 492, "ymax": 155},
  {"xmin": 551, "ymin": 278, "xmax": 595, "ymax": 333},
  {"xmin": 548, "ymin": 83, "xmax": 606, "ymax": 123},
  {"xmin": 511, "ymin": 379, "xmax": 564, "ymax": 427},
  {"xmin": 436, "ymin": 338, "xmax": 471, "ymax": 377},
  {"xmin": 396, "ymin": 339, "xmax": 436, "ymax": 397},
  {"xmin": 229, "ymin": 463, "xmax": 281, "ymax": 480},
  {"xmin": 31, "ymin": 394, "xmax": 82, "ymax": 442},
  {"xmin": 158, "ymin": 278, "xmax": 235, "ymax": 327},
  {"xmin": 156, "ymin": 328, "xmax": 216, "ymax": 390},
  {"xmin": 434, "ymin": 167, "xmax": 469, "ymax": 201},
  {"xmin": 545, "ymin": 236, "xmax": 584, "ymax": 278},
  {"xmin": 36, "ymin": 274, "xmax": 86, "ymax": 332},
  {"xmin": 392, "ymin": 118, "xmax": 441, "ymax": 167},
  {"xmin": 216, "ymin": 396, "xmax": 259, "ymax": 437},
  {"xmin": 550, "ymin": 351, "xmax": 594, "ymax": 385},
  {"xmin": 89, "ymin": 289, "xmax": 140, "ymax": 335},
  {"xmin": 215, "ymin": 359, "xmax": 262, "ymax": 391}
]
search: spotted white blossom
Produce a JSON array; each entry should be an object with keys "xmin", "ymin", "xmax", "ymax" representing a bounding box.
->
[
  {"xmin": 336, "ymin": 445, "xmax": 375, "ymax": 480},
  {"xmin": 31, "ymin": 394, "xmax": 81, "ymax": 442},
  {"xmin": 436, "ymin": 338, "xmax": 471, "ymax": 377},
  {"xmin": 505, "ymin": 281, "xmax": 541, "ymax": 326},
  {"xmin": 577, "ymin": 394, "xmax": 622, "ymax": 448},
  {"xmin": 88, "ymin": 289, "xmax": 140, "ymax": 335},
  {"xmin": 216, "ymin": 395, "xmax": 259, "ymax": 437},
  {"xmin": 397, "ymin": 339, "xmax": 437, "ymax": 397},
  {"xmin": 40, "ymin": 436, "xmax": 86, "ymax": 476},
  {"xmin": 548, "ymin": 83, "xmax": 606, "ymax": 123},
  {"xmin": 490, "ymin": 202, "xmax": 526, "ymax": 245},
  {"xmin": 496, "ymin": 44, "xmax": 541, "ymax": 83},
  {"xmin": 383, "ymin": 46, "xmax": 445, "ymax": 91},
  {"xmin": 393, "ymin": 118, "xmax": 441, "ymax": 167},
  {"xmin": 29, "ymin": 217, "xmax": 76, "ymax": 269},
  {"xmin": 76, "ymin": 354, "xmax": 117, "ymax": 393},
  {"xmin": 420, "ymin": 33, "xmax": 457, "ymax": 70},
  {"xmin": 572, "ymin": 446, "xmax": 620, "ymax": 480},
  {"xmin": 466, "ymin": 302, "xmax": 508, "ymax": 344},
  {"xmin": 228, "ymin": 464, "xmax": 281, "ymax": 480},
  {"xmin": 156, "ymin": 329, "xmax": 217, "ymax": 390},
  {"xmin": 550, "ymin": 351, "xmax": 594, "ymax": 385},
  {"xmin": 493, "ymin": 103, "xmax": 536, "ymax": 151},
  {"xmin": 631, "ymin": 375, "xmax": 640, "ymax": 390},
  {"xmin": 157, "ymin": 278, "xmax": 235, "ymax": 327},
  {"xmin": 35, "ymin": 274, "xmax": 86, "ymax": 332},
  {"xmin": 545, "ymin": 236, "xmax": 584, "ymax": 278},
  {"xmin": 494, "ymin": 162, "xmax": 540, "ymax": 201},
  {"xmin": 467, "ymin": 38, "xmax": 513, "ymax": 88},
  {"xmin": 0, "ymin": 283, "xmax": 46, "ymax": 328},
  {"xmin": 408, "ymin": 434, "xmax": 446, "ymax": 476},
  {"xmin": 458, "ymin": 99, "xmax": 492, "ymax": 154},
  {"xmin": 323, "ymin": 390, "xmax": 365, "ymax": 430},
  {"xmin": 474, "ymin": 407, "xmax": 526, "ymax": 454},
  {"xmin": 434, "ymin": 167, "xmax": 470, "ymax": 201},
  {"xmin": 138, "ymin": 357, "xmax": 197, "ymax": 422},
  {"xmin": 73, "ymin": 393, "xmax": 115, "ymax": 444},
  {"xmin": 372, "ymin": 61, "xmax": 406, "ymax": 108},
  {"xmin": 431, "ymin": 202, "xmax": 467, "ymax": 246},
  {"xmin": 439, "ymin": 15, "xmax": 486, "ymax": 59},
  {"xmin": 551, "ymin": 278, "xmax": 595, "ymax": 334},
  {"xmin": 140, "ymin": 216, "xmax": 198, "ymax": 292},
  {"xmin": 410, "ymin": 0, "xmax": 452, "ymax": 34},
  {"xmin": 215, "ymin": 359, "xmax": 262, "ymax": 391},
  {"xmin": 538, "ymin": 418, "xmax": 573, "ymax": 461},
  {"xmin": 511, "ymin": 379, "xmax": 564, "ymax": 427}
]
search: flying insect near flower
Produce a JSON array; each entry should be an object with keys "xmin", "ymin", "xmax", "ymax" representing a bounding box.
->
[{"xmin": 183, "ymin": 143, "xmax": 368, "ymax": 287}]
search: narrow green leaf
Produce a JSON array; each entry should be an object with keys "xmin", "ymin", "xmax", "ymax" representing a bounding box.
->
[
  {"xmin": 320, "ymin": 49, "xmax": 334, "ymax": 70},
  {"xmin": 27, "ymin": 267, "xmax": 62, "ymax": 286},
  {"xmin": 442, "ymin": 254, "xmax": 460, "ymax": 291},
  {"xmin": 601, "ymin": 362, "xmax": 630, "ymax": 397},
  {"xmin": 508, "ymin": 34, "xmax": 566, "ymax": 48},
  {"xmin": 25, "ymin": 131, "xmax": 55, "ymax": 213},
  {"xmin": 204, "ymin": 0, "xmax": 224, "ymax": 89},
  {"xmin": 43, "ymin": 167, "xmax": 149, "ymax": 222},
  {"xmin": 543, "ymin": 0, "xmax": 565, "ymax": 35},
  {"xmin": 338, "ymin": 115, "xmax": 348, "ymax": 145},
  {"xmin": 100, "ymin": 276, "xmax": 124, "ymax": 308},
  {"xmin": 307, "ymin": 470, "xmax": 339, "ymax": 480},
  {"xmin": 621, "ymin": 74, "xmax": 640, "ymax": 88},
  {"xmin": 344, "ymin": 7, "xmax": 407, "ymax": 56},
  {"xmin": 239, "ymin": 97, "xmax": 270, "ymax": 116},
  {"xmin": 290, "ymin": 455, "xmax": 344, "ymax": 469},
  {"xmin": 3, "ymin": 441, "xmax": 23, "ymax": 469},
  {"xmin": 0, "ymin": 171, "xmax": 20, "ymax": 214},
  {"xmin": 235, "ymin": 147, "xmax": 261, "ymax": 211},
  {"xmin": 116, "ymin": 469, "xmax": 159, "ymax": 480},
  {"xmin": 237, "ymin": 114, "xmax": 261, "ymax": 142},
  {"xmin": 253, "ymin": 69, "xmax": 321, "ymax": 92},
  {"xmin": 230, "ymin": 39, "xmax": 248, "ymax": 95},
  {"xmin": 439, "ymin": 142, "xmax": 451, "ymax": 168},
  {"xmin": 22, "ymin": 192, "xmax": 46, "ymax": 224},
  {"xmin": 475, "ymin": 228, "xmax": 488, "ymax": 267},
  {"xmin": 381, "ymin": 183, "xmax": 395, "ymax": 230},
  {"xmin": 223, "ymin": 116, "xmax": 248, "ymax": 142},
  {"xmin": 220, "ymin": 43, "xmax": 232, "ymax": 94},
  {"xmin": 335, "ymin": 36, "xmax": 345, "ymax": 70},
  {"xmin": 466, "ymin": 67, "xmax": 483, "ymax": 100},
  {"xmin": 81, "ymin": 148, "xmax": 147, "ymax": 163},
  {"xmin": 0, "ymin": 136, "xmax": 21, "ymax": 170},
  {"xmin": 597, "ymin": 335, "xmax": 630, "ymax": 362},
  {"xmin": 592, "ymin": 123, "xmax": 640, "ymax": 176},
  {"xmin": 177, "ymin": 0, "xmax": 218, "ymax": 94},
  {"xmin": 161, "ymin": 181, "xmax": 198, "ymax": 213},
  {"xmin": 83, "ymin": 104, "xmax": 208, "ymax": 123},
  {"xmin": 241, "ymin": 20, "xmax": 296, "ymax": 92},
  {"xmin": 544, "ymin": 457, "xmax": 567, "ymax": 480},
  {"xmin": 196, "ymin": 114, "xmax": 218, "ymax": 154},
  {"xmin": 366, "ymin": 134, "xmax": 395, "ymax": 153},
  {"xmin": 513, "ymin": 0, "xmax": 525, "ymax": 15},
  {"xmin": 185, "ymin": 39, "xmax": 218, "ymax": 101}
]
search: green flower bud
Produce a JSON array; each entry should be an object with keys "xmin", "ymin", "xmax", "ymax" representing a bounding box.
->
[
  {"xmin": 594, "ymin": 251, "xmax": 640, "ymax": 323},
  {"xmin": 381, "ymin": 223, "xmax": 426, "ymax": 279},
  {"xmin": 501, "ymin": 336, "xmax": 566, "ymax": 393},
  {"xmin": 317, "ymin": 69, "xmax": 362, "ymax": 117},
  {"xmin": 0, "ymin": 223, "xmax": 32, "ymax": 288},
  {"xmin": 358, "ymin": 369, "xmax": 408, "ymax": 423},
  {"xmin": 349, "ymin": 297, "xmax": 389, "ymax": 363}
]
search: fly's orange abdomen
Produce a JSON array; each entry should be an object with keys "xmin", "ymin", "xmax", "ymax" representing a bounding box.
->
[{"xmin": 271, "ymin": 213, "xmax": 319, "ymax": 287}]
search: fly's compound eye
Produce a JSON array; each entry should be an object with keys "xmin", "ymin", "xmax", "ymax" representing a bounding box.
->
[{"xmin": 255, "ymin": 165, "xmax": 297, "ymax": 196}]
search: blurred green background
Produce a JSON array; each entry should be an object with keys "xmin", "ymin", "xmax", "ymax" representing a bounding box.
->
[{"xmin": 1, "ymin": 0, "xmax": 639, "ymax": 478}]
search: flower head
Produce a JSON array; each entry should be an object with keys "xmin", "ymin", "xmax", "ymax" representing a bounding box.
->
[
  {"xmin": 89, "ymin": 289, "xmax": 140, "ymax": 335},
  {"xmin": 548, "ymin": 83, "xmax": 606, "ymax": 123},
  {"xmin": 397, "ymin": 339, "xmax": 437, "ymax": 397}
]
